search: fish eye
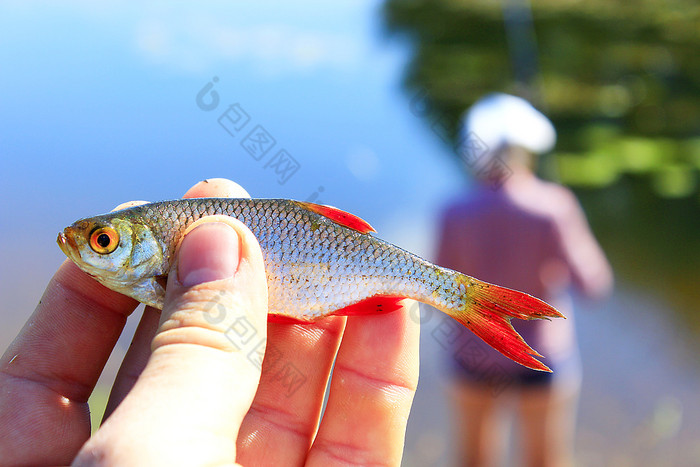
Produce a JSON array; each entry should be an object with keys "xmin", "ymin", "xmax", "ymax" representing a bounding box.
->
[{"xmin": 89, "ymin": 226, "xmax": 119, "ymax": 254}]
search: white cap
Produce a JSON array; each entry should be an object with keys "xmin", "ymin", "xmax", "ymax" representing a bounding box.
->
[{"xmin": 462, "ymin": 93, "xmax": 556, "ymax": 158}]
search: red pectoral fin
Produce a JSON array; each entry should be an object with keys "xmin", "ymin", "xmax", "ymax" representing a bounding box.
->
[
  {"xmin": 294, "ymin": 201, "xmax": 375, "ymax": 234},
  {"xmin": 330, "ymin": 296, "xmax": 405, "ymax": 317}
]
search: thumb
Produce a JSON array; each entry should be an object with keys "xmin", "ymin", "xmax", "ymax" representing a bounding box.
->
[{"xmin": 75, "ymin": 217, "xmax": 268, "ymax": 466}]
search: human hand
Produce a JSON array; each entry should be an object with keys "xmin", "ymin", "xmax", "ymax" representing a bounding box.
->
[{"xmin": 0, "ymin": 178, "xmax": 420, "ymax": 466}]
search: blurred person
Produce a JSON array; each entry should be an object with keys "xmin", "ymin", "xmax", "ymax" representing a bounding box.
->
[{"xmin": 436, "ymin": 94, "xmax": 613, "ymax": 467}]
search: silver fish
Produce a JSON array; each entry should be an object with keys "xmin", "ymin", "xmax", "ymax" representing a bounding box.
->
[{"xmin": 58, "ymin": 198, "xmax": 564, "ymax": 371}]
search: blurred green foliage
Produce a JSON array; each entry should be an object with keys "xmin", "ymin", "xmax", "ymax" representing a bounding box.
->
[
  {"xmin": 88, "ymin": 385, "xmax": 110, "ymax": 434},
  {"xmin": 384, "ymin": 0, "xmax": 700, "ymax": 332}
]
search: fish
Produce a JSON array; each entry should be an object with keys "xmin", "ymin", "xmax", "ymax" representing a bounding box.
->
[{"xmin": 57, "ymin": 198, "xmax": 564, "ymax": 371}]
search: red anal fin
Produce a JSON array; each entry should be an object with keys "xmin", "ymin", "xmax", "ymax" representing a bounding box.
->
[
  {"xmin": 294, "ymin": 201, "xmax": 375, "ymax": 234},
  {"xmin": 267, "ymin": 314, "xmax": 314, "ymax": 324},
  {"xmin": 330, "ymin": 296, "xmax": 405, "ymax": 317},
  {"xmin": 269, "ymin": 296, "xmax": 405, "ymax": 324}
]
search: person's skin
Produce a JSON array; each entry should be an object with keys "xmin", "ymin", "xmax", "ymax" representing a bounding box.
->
[{"xmin": 0, "ymin": 178, "xmax": 420, "ymax": 466}]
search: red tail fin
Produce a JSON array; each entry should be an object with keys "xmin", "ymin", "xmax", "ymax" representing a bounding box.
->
[{"xmin": 448, "ymin": 277, "xmax": 565, "ymax": 372}]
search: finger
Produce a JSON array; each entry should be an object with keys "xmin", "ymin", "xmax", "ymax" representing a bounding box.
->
[
  {"xmin": 104, "ymin": 179, "xmax": 246, "ymax": 417},
  {"xmin": 235, "ymin": 317, "xmax": 347, "ymax": 466},
  {"xmin": 183, "ymin": 177, "xmax": 348, "ymax": 464},
  {"xmin": 307, "ymin": 301, "xmax": 420, "ymax": 466},
  {"xmin": 184, "ymin": 178, "xmax": 251, "ymax": 198},
  {"xmin": 178, "ymin": 176, "xmax": 345, "ymax": 464},
  {"xmin": 75, "ymin": 217, "xmax": 268, "ymax": 466},
  {"xmin": 0, "ymin": 261, "xmax": 139, "ymax": 465}
]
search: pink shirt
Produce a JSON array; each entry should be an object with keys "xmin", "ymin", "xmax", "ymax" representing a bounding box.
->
[{"xmin": 436, "ymin": 174, "xmax": 612, "ymax": 376}]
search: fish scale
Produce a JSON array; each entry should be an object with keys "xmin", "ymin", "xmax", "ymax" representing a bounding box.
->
[{"xmin": 58, "ymin": 197, "xmax": 565, "ymax": 371}]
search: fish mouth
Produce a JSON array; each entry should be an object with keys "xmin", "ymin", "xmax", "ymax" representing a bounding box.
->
[{"xmin": 57, "ymin": 229, "xmax": 79, "ymax": 259}]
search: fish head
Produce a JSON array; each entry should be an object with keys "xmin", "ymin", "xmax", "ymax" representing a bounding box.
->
[{"xmin": 57, "ymin": 213, "xmax": 167, "ymax": 309}]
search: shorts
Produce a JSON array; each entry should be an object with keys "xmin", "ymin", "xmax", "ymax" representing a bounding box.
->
[{"xmin": 449, "ymin": 348, "xmax": 581, "ymax": 392}]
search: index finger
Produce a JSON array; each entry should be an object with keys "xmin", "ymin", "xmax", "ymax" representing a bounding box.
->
[{"xmin": 0, "ymin": 255, "xmax": 140, "ymax": 464}]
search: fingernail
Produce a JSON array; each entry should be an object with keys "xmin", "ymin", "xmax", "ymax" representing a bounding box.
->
[{"xmin": 177, "ymin": 222, "xmax": 240, "ymax": 286}]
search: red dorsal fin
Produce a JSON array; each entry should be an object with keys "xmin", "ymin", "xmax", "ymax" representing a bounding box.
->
[{"xmin": 294, "ymin": 201, "xmax": 375, "ymax": 234}]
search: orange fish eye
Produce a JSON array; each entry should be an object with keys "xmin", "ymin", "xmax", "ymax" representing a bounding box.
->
[{"xmin": 89, "ymin": 227, "xmax": 119, "ymax": 254}]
